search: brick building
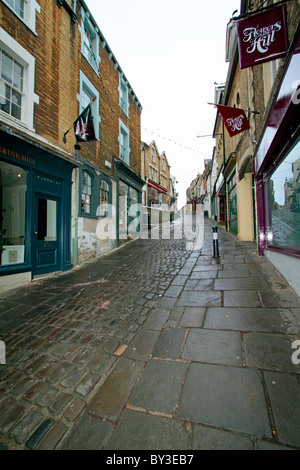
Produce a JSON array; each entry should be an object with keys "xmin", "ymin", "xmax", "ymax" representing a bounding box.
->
[
  {"xmin": 0, "ymin": 0, "xmax": 143, "ymax": 292},
  {"xmin": 141, "ymin": 140, "xmax": 176, "ymax": 228},
  {"xmin": 141, "ymin": 141, "xmax": 171, "ymax": 208}
]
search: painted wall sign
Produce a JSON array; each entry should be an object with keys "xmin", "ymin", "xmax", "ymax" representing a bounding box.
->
[
  {"xmin": 0, "ymin": 146, "xmax": 36, "ymax": 166},
  {"xmin": 236, "ymin": 4, "xmax": 289, "ymax": 69}
]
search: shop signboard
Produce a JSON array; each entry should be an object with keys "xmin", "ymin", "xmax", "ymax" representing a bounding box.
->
[{"xmin": 236, "ymin": 4, "xmax": 289, "ymax": 69}]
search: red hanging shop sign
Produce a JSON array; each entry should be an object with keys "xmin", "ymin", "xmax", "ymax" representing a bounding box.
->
[
  {"xmin": 216, "ymin": 105, "xmax": 250, "ymax": 137},
  {"xmin": 236, "ymin": 4, "xmax": 289, "ymax": 70}
]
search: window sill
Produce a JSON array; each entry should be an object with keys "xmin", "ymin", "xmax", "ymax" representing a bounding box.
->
[
  {"xmin": 0, "ymin": 111, "xmax": 36, "ymax": 135},
  {"xmin": 79, "ymin": 213, "xmax": 99, "ymax": 220},
  {"xmin": 0, "ymin": 263, "xmax": 32, "ymax": 276}
]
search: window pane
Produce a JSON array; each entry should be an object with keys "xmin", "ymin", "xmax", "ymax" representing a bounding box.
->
[
  {"xmin": 98, "ymin": 180, "xmax": 110, "ymax": 217},
  {"xmin": 37, "ymin": 199, "xmax": 57, "ymax": 241},
  {"xmin": 81, "ymin": 172, "xmax": 92, "ymax": 214},
  {"xmin": 11, "ymin": 89, "xmax": 22, "ymax": 119},
  {"xmin": 13, "ymin": 61, "xmax": 23, "ymax": 91},
  {"xmin": 100, "ymin": 180, "xmax": 109, "ymax": 191},
  {"xmin": 84, "ymin": 26, "xmax": 93, "ymax": 64},
  {"xmin": 15, "ymin": 0, "xmax": 25, "ymax": 18},
  {"xmin": 81, "ymin": 87, "xmax": 92, "ymax": 111},
  {"xmin": 0, "ymin": 82, "xmax": 10, "ymax": 114},
  {"xmin": 0, "ymin": 161, "xmax": 27, "ymax": 265},
  {"xmin": 0, "ymin": 50, "xmax": 23, "ymax": 121},
  {"xmin": 6, "ymin": 0, "xmax": 24, "ymax": 18},
  {"xmin": 1, "ymin": 51, "xmax": 13, "ymax": 84},
  {"xmin": 268, "ymin": 138, "xmax": 300, "ymax": 248}
]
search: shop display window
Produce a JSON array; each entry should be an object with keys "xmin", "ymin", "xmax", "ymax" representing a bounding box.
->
[
  {"xmin": 98, "ymin": 179, "xmax": 109, "ymax": 217},
  {"xmin": 266, "ymin": 137, "xmax": 300, "ymax": 249},
  {"xmin": 0, "ymin": 160, "xmax": 27, "ymax": 265}
]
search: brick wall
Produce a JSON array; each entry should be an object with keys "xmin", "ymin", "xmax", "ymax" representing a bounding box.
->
[{"xmin": 0, "ymin": 0, "xmax": 142, "ymax": 179}]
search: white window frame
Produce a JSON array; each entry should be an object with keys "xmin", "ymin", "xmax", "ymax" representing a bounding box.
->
[
  {"xmin": 0, "ymin": 28, "xmax": 39, "ymax": 131},
  {"xmin": 77, "ymin": 70, "xmax": 101, "ymax": 140},
  {"xmin": 119, "ymin": 73, "xmax": 129, "ymax": 117},
  {"xmin": 1, "ymin": 0, "xmax": 40, "ymax": 35},
  {"xmin": 79, "ymin": 8, "xmax": 100, "ymax": 74},
  {"xmin": 119, "ymin": 119, "xmax": 130, "ymax": 165}
]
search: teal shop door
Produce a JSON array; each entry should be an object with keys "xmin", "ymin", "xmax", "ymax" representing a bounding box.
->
[{"xmin": 32, "ymin": 194, "xmax": 61, "ymax": 275}]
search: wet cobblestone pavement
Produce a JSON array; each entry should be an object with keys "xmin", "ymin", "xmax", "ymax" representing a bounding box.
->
[{"xmin": 0, "ymin": 218, "xmax": 300, "ymax": 451}]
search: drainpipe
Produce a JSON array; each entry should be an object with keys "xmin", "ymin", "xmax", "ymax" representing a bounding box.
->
[
  {"xmin": 222, "ymin": 120, "xmax": 228, "ymax": 231},
  {"xmin": 72, "ymin": 144, "xmax": 80, "ymax": 265}
]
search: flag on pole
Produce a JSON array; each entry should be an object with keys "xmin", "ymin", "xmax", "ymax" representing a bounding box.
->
[
  {"xmin": 73, "ymin": 100, "xmax": 96, "ymax": 142},
  {"xmin": 216, "ymin": 105, "xmax": 250, "ymax": 137}
]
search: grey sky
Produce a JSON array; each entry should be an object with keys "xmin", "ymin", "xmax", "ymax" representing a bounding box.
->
[{"xmin": 84, "ymin": 0, "xmax": 240, "ymax": 208}]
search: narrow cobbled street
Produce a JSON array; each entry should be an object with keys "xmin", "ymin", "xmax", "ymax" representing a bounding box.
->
[{"xmin": 0, "ymin": 217, "xmax": 300, "ymax": 451}]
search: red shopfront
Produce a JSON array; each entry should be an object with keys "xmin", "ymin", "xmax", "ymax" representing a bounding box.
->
[
  {"xmin": 147, "ymin": 180, "xmax": 168, "ymax": 207},
  {"xmin": 254, "ymin": 21, "xmax": 300, "ymax": 295}
]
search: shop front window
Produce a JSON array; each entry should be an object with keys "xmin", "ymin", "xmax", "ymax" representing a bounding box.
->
[
  {"xmin": 98, "ymin": 180, "xmax": 109, "ymax": 217},
  {"xmin": 228, "ymin": 172, "xmax": 238, "ymax": 236},
  {"xmin": 266, "ymin": 138, "xmax": 300, "ymax": 249},
  {"xmin": 81, "ymin": 171, "xmax": 91, "ymax": 214},
  {"xmin": 128, "ymin": 187, "xmax": 139, "ymax": 233},
  {"xmin": 0, "ymin": 161, "xmax": 27, "ymax": 265},
  {"xmin": 119, "ymin": 181, "xmax": 128, "ymax": 234},
  {"xmin": 119, "ymin": 181, "xmax": 140, "ymax": 237}
]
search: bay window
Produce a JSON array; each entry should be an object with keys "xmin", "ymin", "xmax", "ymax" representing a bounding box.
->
[{"xmin": 0, "ymin": 160, "xmax": 27, "ymax": 266}]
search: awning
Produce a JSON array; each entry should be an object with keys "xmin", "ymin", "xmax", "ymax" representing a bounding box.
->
[{"xmin": 148, "ymin": 180, "xmax": 167, "ymax": 194}]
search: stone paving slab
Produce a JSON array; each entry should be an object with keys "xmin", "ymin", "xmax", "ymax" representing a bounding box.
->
[
  {"xmin": 224, "ymin": 290, "xmax": 262, "ymax": 307},
  {"xmin": 61, "ymin": 414, "xmax": 112, "ymax": 450},
  {"xmin": 243, "ymin": 332, "xmax": 300, "ymax": 373},
  {"xmin": 123, "ymin": 328, "xmax": 160, "ymax": 361},
  {"xmin": 204, "ymin": 307, "xmax": 300, "ymax": 333},
  {"xmin": 87, "ymin": 357, "xmax": 144, "ymax": 421},
  {"xmin": 152, "ymin": 328, "xmax": 186, "ymax": 359},
  {"xmin": 128, "ymin": 359, "xmax": 187, "ymax": 415},
  {"xmin": 177, "ymin": 290, "xmax": 222, "ymax": 307},
  {"xmin": 176, "ymin": 363, "xmax": 273, "ymax": 438},
  {"xmin": 104, "ymin": 409, "xmax": 190, "ymax": 450},
  {"xmin": 179, "ymin": 307, "xmax": 206, "ymax": 328},
  {"xmin": 264, "ymin": 371, "xmax": 300, "ymax": 448},
  {"xmin": 192, "ymin": 424, "xmax": 254, "ymax": 450},
  {"xmin": 181, "ymin": 329, "xmax": 243, "ymax": 366}
]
